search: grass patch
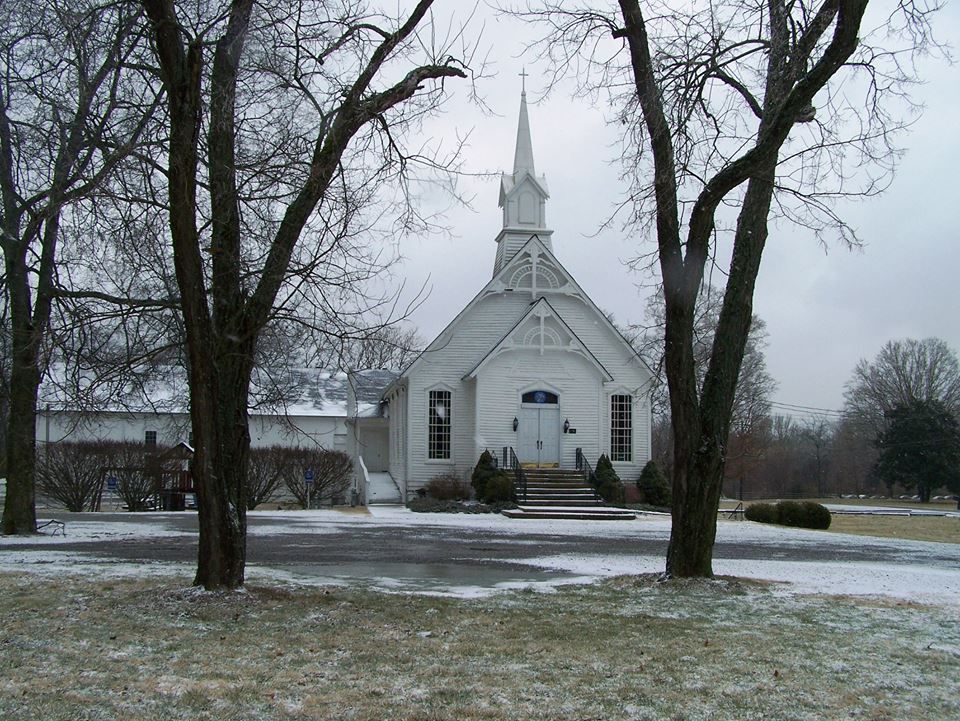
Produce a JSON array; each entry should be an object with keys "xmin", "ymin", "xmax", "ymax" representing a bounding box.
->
[
  {"xmin": 1, "ymin": 572, "xmax": 958, "ymax": 720},
  {"xmin": 828, "ymin": 514, "xmax": 960, "ymax": 544},
  {"xmin": 721, "ymin": 497, "xmax": 958, "ymax": 512}
]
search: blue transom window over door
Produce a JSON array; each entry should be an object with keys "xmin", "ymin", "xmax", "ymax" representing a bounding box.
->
[{"xmin": 522, "ymin": 390, "xmax": 559, "ymax": 405}]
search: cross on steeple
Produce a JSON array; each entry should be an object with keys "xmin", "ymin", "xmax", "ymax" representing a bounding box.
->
[{"xmin": 519, "ymin": 67, "xmax": 528, "ymax": 93}]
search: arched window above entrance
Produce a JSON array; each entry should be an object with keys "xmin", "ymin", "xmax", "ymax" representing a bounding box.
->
[{"xmin": 521, "ymin": 390, "xmax": 559, "ymax": 405}]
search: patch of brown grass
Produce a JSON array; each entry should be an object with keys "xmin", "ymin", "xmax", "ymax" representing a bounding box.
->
[
  {"xmin": 1, "ymin": 572, "xmax": 958, "ymax": 721},
  {"xmin": 828, "ymin": 514, "xmax": 960, "ymax": 544}
]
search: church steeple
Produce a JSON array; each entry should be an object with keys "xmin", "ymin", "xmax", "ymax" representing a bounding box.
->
[
  {"xmin": 513, "ymin": 90, "xmax": 535, "ymax": 176},
  {"xmin": 494, "ymin": 84, "xmax": 553, "ymax": 276}
]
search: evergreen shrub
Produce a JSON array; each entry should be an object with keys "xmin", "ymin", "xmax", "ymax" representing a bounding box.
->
[
  {"xmin": 800, "ymin": 501, "xmax": 832, "ymax": 529},
  {"xmin": 744, "ymin": 502, "xmax": 778, "ymax": 524},
  {"xmin": 776, "ymin": 500, "xmax": 806, "ymax": 527},
  {"xmin": 636, "ymin": 460, "xmax": 671, "ymax": 507},
  {"xmin": 471, "ymin": 451, "xmax": 513, "ymax": 503},
  {"xmin": 744, "ymin": 500, "xmax": 831, "ymax": 529},
  {"xmin": 593, "ymin": 454, "xmax": 625, "ymax": 504},
  {"xmin": 483, "ymin": 473, "xmax": 515, "ymax": 503}
]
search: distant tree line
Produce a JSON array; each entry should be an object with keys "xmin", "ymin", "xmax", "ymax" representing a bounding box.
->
[{"xmin": 645, "ymin": 337, "xmax": 960, "ymax": 502}]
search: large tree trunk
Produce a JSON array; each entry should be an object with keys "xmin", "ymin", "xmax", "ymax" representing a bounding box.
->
[
  {"xmin": 665, "ymin": 164, "xmax": 776, "ymax": 577},
  {"xmin": 1, "ymin": 243, "xmax": 43, "ymax": 534},
  {"xmin": 175, "ymin": 328, "xmax": 254, "ymax": 589},
  {"xmin": 189, "ymin": 347, "xmax": 252, "ymax": 589},
  {"xmin": 2, "ymin": 348, "xmax": 40, "ymax": 534}
]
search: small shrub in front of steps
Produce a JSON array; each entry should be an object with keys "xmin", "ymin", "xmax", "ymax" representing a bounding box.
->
[
  {"xmin": 471, "ymin": 451, "xmax": 513, "ymax": 503},
  {"xmin": 593, "ymin": 454, "xmax": 625, "ymax": 504},
  {"xmin": 407, "ymin": 498, "xmax": 517, "ymax": 514}
]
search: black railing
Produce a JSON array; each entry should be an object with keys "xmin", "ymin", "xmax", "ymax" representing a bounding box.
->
[
  {"xmin": 503, "ymin": 446, "xmax": 527, "ymax": 503},
  {"xmin": 723, "ymin": 502, "xmax": 745, "ymax": 520},
  {"xmin": 575, "ymin": 447, "xmax": 595, "ymax": 486}
]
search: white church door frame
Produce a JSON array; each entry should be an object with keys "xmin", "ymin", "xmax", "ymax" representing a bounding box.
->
[{"xmin": 518, "ymin": 389, "xmax": 561, "ymax": 467}]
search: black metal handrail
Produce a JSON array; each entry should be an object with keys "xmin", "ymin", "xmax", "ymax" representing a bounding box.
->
[
  {"xmin": 503, "ymin": 446, "xmax": 527, "ymax": 503},
  {"xmin": 723, "ymin": 502, "xmax": 745, "ymax": 520},
  {"xmin": 575, "ymin": 447, "xmax": 595, "ymax": 486}
]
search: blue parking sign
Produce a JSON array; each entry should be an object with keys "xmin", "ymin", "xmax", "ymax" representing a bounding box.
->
[{"xmin": 304, "ymin": 468, "xmax": 314, "ymax": 485}]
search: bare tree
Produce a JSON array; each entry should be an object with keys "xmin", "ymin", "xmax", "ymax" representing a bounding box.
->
[
  {"xmin": 829, "ymin": 415, "xmax": 878, "ymax": 496},
  {"xmin": 844, "ymin": 338, "xmax": 960, "ymax": 435},
  {"xmin": 139, "ymin": 0, "xmax": 469, "ymax": 588},
  {"xmin": 509, "ymin": 0, "xmax": 937, "ymax": 576},
  {"xmin": 801, "ymin": 416, "xmax": 833, "ymax": 497},
  {"xmin": 334, "ymin": 325, "xmax": 425, "ymax": 372},
  {"xmin": 630, "ymin": 284, "xmax": 776, "ymax": 431},
  {"xmin": 0, "ymin": 0, "xmax": 160, "ymax": 534}
]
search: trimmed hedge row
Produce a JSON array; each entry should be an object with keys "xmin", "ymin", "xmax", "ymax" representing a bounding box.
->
[{"xmin": 744, "ymin": 501, "xmax": 831, "ymax": 530}]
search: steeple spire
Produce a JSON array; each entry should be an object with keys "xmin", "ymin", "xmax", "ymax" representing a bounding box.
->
[
  {"xmin": 494, "ymin": 79, "xmax": 553, "ymax": 276},
  {"xmin": 513, "ymin": 83, "xmax": 536, "ymax": 176}
]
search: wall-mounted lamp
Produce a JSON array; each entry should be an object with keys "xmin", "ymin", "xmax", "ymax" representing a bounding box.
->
[
  {"xmin": 563, "ymin": 418, "xmax": 571, "ymax": 433},
  {"xmin": 512, "ymin": 416, "xmax": 519, "ymax": 432}
]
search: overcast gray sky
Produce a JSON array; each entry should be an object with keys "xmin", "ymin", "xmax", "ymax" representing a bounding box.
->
[{"xmin": 388, "ymin": 2, "xmax": 960, "ymax": 419}]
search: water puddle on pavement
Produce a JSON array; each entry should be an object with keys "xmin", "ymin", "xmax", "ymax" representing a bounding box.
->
[{"xmin": 274, "ymin": 561, "xmax": 581, "ymax": 594}]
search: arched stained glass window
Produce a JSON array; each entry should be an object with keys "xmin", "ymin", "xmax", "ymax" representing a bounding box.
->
[{"xmin": 522, "ymin": 390, "xmax": 558, "ymax": 405}]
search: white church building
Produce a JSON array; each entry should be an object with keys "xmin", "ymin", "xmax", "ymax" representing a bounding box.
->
[
  {"xmin": 38, "ymin": 89, "xmax": 653, "ymax": 506},
  {"xmin": 359, "ymin": 89, "xmax": 653, "ymax": 500}
]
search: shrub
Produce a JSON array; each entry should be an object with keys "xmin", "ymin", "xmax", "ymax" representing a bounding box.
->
[
  {"xmin": 37, "ymin": 441, "xmax": 111, "ymax": 512},
  {"xmin": 425, "ymin": 472, "xmax": 472, "ymax": 501},
  {"xmin": 800, "ymin": 501, "xmax": 832, "ymax": 529},
  {"xmin": 471, "ymin": 450, "xmax": 513, "ymax": 503},
  {"xmin": 471, "ymin": 450, "xmax": 499, "ymax": 499},
  {"xmin": 744, "ymin": 502, "xmax": 778, "ymax": 524},
  {"xmin": 776, "ymin": 500, "xmax": 806, "ymax": 527},
  {"xmin": 744, "ymin": 500, "xmax": 831, "ymax": 529},
  {"xmin": 245, "ymin": 446, "xmax": 290, "ymax": 510},
  {"xmin": 636, "ymin": 460, "xmax": 671, "ymax": 507},
  {"xmin": 483, "ymin": 472, "xmax": 515, "ymax": 503},
  {"xmin": 282, "ymin": 448, "xmax": 353, "ymax": 508},
  {"xmin": 407, "ymin": 497, "xmax": 517, "ymax": 514},
  {"xmin": 593, "ymin": 454, "xmax": 625, "ymax": 504}
]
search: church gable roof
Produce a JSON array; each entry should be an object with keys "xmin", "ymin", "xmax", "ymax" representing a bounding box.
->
[
  {"xmin": 462, "ymin": 297, "xmax": 612, "ymax": 381},
  {"xmin": 395, "ymin": 234, "xmax": 651, "ymax": 388}
]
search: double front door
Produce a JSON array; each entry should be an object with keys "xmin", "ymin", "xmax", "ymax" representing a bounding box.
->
[{"xmin": 518, "ymin": 404, "xmax": 560, "ymax": 467}]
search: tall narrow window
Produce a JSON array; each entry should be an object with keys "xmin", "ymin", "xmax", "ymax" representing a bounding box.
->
[
  {"xmin": 610, "ymin": 395, "xmax": 632, "ymax": 462},
  {"xmin": 144, "ymin": 430, "xmax": 157, "ymax": 447},
  {"xmin": 428, "ymin": 390, "xmax": 451, "ymax": 460}
]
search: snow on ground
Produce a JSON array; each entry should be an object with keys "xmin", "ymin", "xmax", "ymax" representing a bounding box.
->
[
  {"xmin": 509, "ymin": 554, "xmax": 960, "ymax": 607},
  {"xmin": 1, "ymin": 506, "xmax": 958, "ymax": 604},
  {"xmin": 0, "ymin": 517, "xmax": 194, "ymax": 545}
]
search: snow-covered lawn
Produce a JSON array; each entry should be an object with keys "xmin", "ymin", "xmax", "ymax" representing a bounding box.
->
[{"xmin": 1, "ymin": 506, "xmax": 958, "ymax": 605}]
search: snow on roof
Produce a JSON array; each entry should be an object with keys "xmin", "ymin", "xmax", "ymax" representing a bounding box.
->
[{"xmin": 40, "ymin": 366, "xmax": 399, "ymax": 419}]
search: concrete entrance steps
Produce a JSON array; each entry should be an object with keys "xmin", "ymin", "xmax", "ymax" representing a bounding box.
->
[
  {"xmin": 503, "ymin": 468, "xmax": 636, "ymax": 520},
  {"xmin": 502, "ymin": 506, "xmax": 638, "ymax": 520},
  {"xmin": 366, "ymin": 472, "xmax": 402, "ymax": 505}
]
